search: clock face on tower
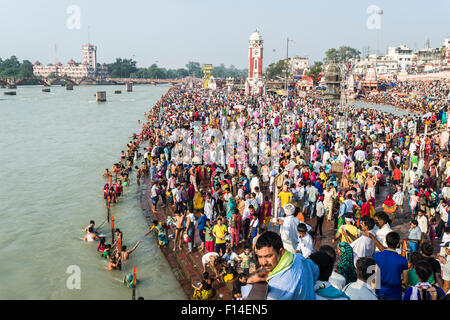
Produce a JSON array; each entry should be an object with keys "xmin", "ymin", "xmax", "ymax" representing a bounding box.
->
[{"xmin": 253, "ymin": 49, "xmax": 260, "ymax": 57}]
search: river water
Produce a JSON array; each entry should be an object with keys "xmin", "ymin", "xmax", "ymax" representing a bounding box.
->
[{"xmin": 0, "ymin": 84, "xmax": 185, "ymax": 300}]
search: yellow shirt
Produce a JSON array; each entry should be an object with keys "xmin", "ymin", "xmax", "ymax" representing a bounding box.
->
[
  {"xmin": 278, "ymin": 191, "xmax": 293, "ymax": 207},
  {"xmin": 213, "ymin": 224, "xmax": 228, "ymax": 244},
  {"xmin": 338, "ymin": 224, "xmax": 358, "ymax": 244}
]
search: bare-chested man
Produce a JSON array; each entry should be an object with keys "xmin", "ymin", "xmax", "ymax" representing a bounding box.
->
[
  {"xmin": 364, "ymin": 173, "xmax": 377, "ymax": 201},
  {"xmin": 103, "ymin": 168, "xmax": 111, "ymax": 177},
  {"xmin": 173, "ymin": 211, "xmax": 185, "ymax": 252},
  {"xmin": 120, "ymin": 240, "xmax": 142, "ymax": 261}
]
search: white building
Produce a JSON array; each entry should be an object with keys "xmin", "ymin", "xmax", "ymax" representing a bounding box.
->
[
  {"xmin": 444, "ymin": 38, "xmax": 450, "ymax": 70},
  {"xmin": 366, "ymin": 54, "xmax": 398, "ymax": 74},
  {"xmin": 290, "ymin": 56, "xmax": 309, "ymax": 76},
  {"xmin": 33, "ymin": 43, "xmax": 109, "ymax": 80},
  {"xmin": 386, "ymin": 45, "xmax": 413, "ymax": 72}
]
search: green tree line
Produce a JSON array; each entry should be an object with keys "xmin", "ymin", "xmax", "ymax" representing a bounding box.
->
[
  {"xmin": 265, "ymin": 46, "xmax": 361, "ymax": 81},
  {"xmin": 0, "ymin": 56, "xmax": 34, "ymax": 79},
  {"xmin": 108, "ymin": 59, "xmax": 247, "ymax": 79}
]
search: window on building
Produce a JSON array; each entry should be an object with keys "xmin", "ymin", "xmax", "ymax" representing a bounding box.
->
[{"xmin": 254, "ymin": 59, "xmax": 258, "ymax": 71}]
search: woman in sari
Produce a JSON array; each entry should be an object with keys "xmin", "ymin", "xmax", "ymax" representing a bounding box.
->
[
  {"xmin": 382, "ymin": 194, "xmax": 398, "ymax": 223},
  {"xmin": 145, "ymin": 220, "xmax": 169, "ymax": 247},
  {"xmin": 192, "ymin": 272, "xmax": 216, "ymax": 300},
  {"xmin": 336, "ymin": 242, "xmax": 357, "ymax": 285}
]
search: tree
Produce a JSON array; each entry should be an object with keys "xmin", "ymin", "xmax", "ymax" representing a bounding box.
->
[
  {"xmin": 185, "ymin": 61, "xmax": 202, "ymax": 78},
  {"xmin": 18, "ymin": 60, "xmax": 34, "ymax": 78},
  {"xmin": 175, "ymin": 68, "xmax": 189, "ymax": 78},
  {"xmin": 324, "ymin": 46, "xmax": 361, "ymax": 64},
  {"xmin": 265, "ymin": 59, "xmax": 288, "ymax": 80},
  {"xmin": 107, "ymin": 58, "xmax": 137, "ymax": 78},
  {"xmin": 324, "ymin": 48, "xmax": 339, "ymax": 64},
  {"xmin": 306, "ymin": 61, "xmax": 323, "ymax": 81}
]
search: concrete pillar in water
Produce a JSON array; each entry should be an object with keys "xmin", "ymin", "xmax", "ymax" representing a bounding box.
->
[
  {"xmin": 126, "ymin": 82, "xmax": 133, "ymax": 92},
  {"xmin": 96, "ymin": 91, "xmax": 106, "ymax": 102},
  {"xmin": 66, "ymin": 83, "xmax": 74, "ymax": 90}
]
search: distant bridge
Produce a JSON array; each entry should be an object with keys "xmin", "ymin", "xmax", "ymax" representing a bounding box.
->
[
  {"xmin": 106, "ymin": 78, "xmax": 187, "ymax": 85},
  {"xmin": 0, "ymin": 76, "xmax": 187, "ymax": 88},
  {"xmin": 0, "ymin": 76, "xmax": 96, "ymax": 87}
]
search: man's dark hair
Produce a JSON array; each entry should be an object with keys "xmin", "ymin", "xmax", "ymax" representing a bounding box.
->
[
  {"xmin": 90, "ymin": 220, "xmax": 95, "ymax": 225},
  {"xmin": 238, "ymin": 273, "xmax": 248, "ymax": 281},
  {"xmin": 255, "ymin": 231, "xmax": 284, "ymax": 252},
  {"xmin": 386, "ymin": 231, "xmax": 400, "ymax": 249},
  {"xmin": 415, "ymin": 260, "xmax": 433, "ymax": 283},
  {"xmin": 376, "ymin": 212, "xmax": 390, "ymax": 224},
  {"xmin": 297, "ymin": 223, "xmax": 308, "ymax": 233},
  {"xmin": 319, "ymin": 245, "xmax": 336, "ymax": 264},
  {"xmin": 411, "ymin": 219, "xmax": 418, "ymax": 226},
  {"xmin": 361, "ymin": 217, "xmax": 375, "ymax": 230},
  {"xmin": 309, "ymin": 252, "xmax": 333, "ymax": 281},
  {"xmin": 410, "ymin": 252, "xmax": 423, "ymax": 267},
  {"xmin": 356, "ymin": 257, "xmax": 376, "ymax": 281}
]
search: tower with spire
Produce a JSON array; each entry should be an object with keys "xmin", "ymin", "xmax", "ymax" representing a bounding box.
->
[{"xmin": 245, "ymin": 30, "xmax": 265, "ymax": 95}]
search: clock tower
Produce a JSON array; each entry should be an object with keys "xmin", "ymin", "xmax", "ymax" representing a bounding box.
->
[{"xmin": 245, "ymin": 30, "xmax": 264, "ymax": 95}]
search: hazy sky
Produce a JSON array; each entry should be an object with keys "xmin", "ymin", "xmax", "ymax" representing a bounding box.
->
[{"xmin": 0, "ymin": 0, "xmax": 449, "ymax": 69}]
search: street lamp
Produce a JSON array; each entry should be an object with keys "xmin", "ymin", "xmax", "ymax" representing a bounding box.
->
[
  {"xmin": 376, "ymin": 9, "xmax": 383, "ymax": 69},
  {"xmin": 285, "ymin": 38, "xmax": 294, "ymax": 97}
]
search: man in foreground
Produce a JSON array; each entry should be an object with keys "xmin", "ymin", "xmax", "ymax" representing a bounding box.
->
[{"xmin": 243, "ymin": 231, "xmax": 319, "ymax": 300}]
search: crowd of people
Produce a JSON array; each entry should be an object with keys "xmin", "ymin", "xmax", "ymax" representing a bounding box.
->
[
  {"xmin": 360, "ymin": 79, "xmax": 449, "ymax": 115},
  {"xmin": 90, "ymin": 77, "xmax": 450, "ymax": 300},
  {"xmin": 82, "ymin": 131, "xmax": 151, "ymax": 289}
]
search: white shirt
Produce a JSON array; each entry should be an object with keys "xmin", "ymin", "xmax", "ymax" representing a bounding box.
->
[
  {"xmin": 202, "ymin": 252, "xmax": 219, "ymax": 265},
  {"xmin": 255, "ymin": 192, "xmax": 264, "ymax": 207},
  {"xmin": 417, "ymin": 215, "xmax": 428, "ymax": 234},
  {"xmin": 173, "ymin": 188, "xmax": 182, "ymax": 203},
  {"xmin": 204, "ymin": 199, "xmax": 213, "ymax": 220},
  {"xmin": 315, "ymin": 201, "xmax": 325, "ymax": 218},
  {"xmin": 376, "ymin": 224, "xmax": 392, "ymax": 251},
  {"xmin": 296, "ymin": 233, "xmax": 314, "ymax": 258},
  {"xmin": 350, "ymin": 231, "xmax": 376, "ymax": 265},
  {"xmin": 329, "ymin": 271, "xmax": 347, "ymax": 291},
  {"xmin": 151, "ymin": 185, "xmax": 159, "ymax": 198},
  {"xmin": 354, "ymin": 150, "xmax": 365, "ymax": 162},
  {"xmin": 250, "ymin": 176, "xmax": 260, "ymax": 194},
  {"xmin": 342, "ymin": 279, "xmax": 378, "ymax": 300}
]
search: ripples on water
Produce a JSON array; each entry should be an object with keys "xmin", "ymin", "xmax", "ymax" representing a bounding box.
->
[{"xmin": 0, "ymin": 85, "xmax": 185, "ymax": 300}]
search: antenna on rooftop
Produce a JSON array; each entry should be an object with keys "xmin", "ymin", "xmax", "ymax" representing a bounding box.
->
[{"xmin": 54, "ymin": 44, "xmax": 58, "ymax": 65}]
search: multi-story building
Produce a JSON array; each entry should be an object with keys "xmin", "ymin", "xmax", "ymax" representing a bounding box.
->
[
  {"xmin": 33, "ymin": 44, "xmax": 109, "ymax": 79},
  {"xmin": 289, "ymin": 56, "xmax": 309, "ymax": 76},
  {"xmin": 413, "ymin": 47, "xmax": 445, "ymax": 72},
  {"xmin": 386, "ymin": 45, "xmax": 413, "ymax": 72},
  {"xmin": 444, "ymin": 38, "xmax": 450, "ymax": 70},
  {"xmin": 366, "ymin": 54, "xmax": 398, "ymax": 74}
]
